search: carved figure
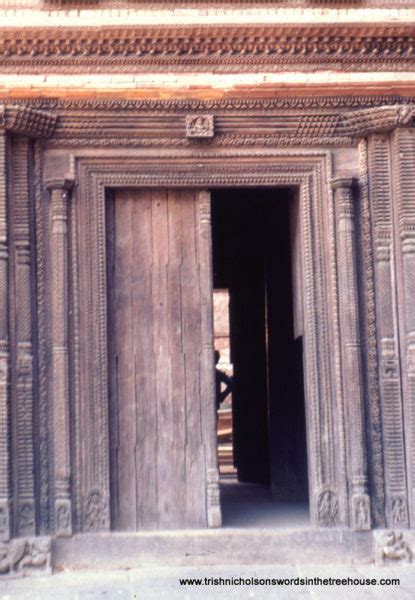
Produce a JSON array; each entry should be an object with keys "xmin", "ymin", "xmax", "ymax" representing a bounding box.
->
[
  {"xmin": 56, "ymin": 504, "xmax": 70, "ymax": 532},
  {"xmin": 0, "ymin": 538, "xmax": 51, "ymax": 576},
  {"xmin": 185, "ymin": 115, "xmax": 214, "ymax": 138},
  {"xmin": 17, "ymin": 539, "xmax": 51, "ymax": 573},
  {"xmin": 355, "ymin": 498, "xmax": 369, "ymax": 529},
  {"xmin": 18, "ymin": 503, "xmax": 35, "ymax": 534},
  {"xmin": 380, "ymin": 531, "xmax": 412, "ymax": 564},
  {"xmin": 318, "ymin": 490, "xmax": 339, "ymax": 526},
  {"xmin": 0, "ymin": 539, "xmax": 26, "ymax": 574},
  {"xmin": 0, "ymin": 507, "xmax": 8, "ymax": 536},
  {"xmin": 392, "ymin": 498, "xmax": 407, "ymax": 526},
  {"xmin": 84, "ymin": 490, "xmax": 108, "ymax": 531}
]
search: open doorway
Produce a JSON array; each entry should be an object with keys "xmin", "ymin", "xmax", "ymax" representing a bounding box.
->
[{"xmin": 211, "ymin": 188, "xmax": 309, "ymax": 528}]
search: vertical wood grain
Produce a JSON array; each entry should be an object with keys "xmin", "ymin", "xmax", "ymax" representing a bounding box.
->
[{"xmin": 110, "ymin": 187, "xmax": 212, "ymax": 530}]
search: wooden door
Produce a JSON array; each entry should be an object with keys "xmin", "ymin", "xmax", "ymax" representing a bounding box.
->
[{"xmin": 106, "ymin": 188, "xmax": 220, "ymax": 531}]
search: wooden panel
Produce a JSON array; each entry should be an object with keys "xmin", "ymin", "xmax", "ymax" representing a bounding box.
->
[{"xmin": 108, "ymin": 188, "xmax": 214, "ymax": 530}]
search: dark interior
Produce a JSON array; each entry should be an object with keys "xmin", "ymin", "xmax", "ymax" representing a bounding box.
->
[{"xmin": 211, "ymin": 187, "xmax": 309, "ymax": 515}]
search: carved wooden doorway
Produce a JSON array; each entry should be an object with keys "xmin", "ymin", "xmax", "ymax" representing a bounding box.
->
[
  {"xmin": 106, "ymin": 188, "xmax": 219, "ymax": 531},
  {"xmin": 73, "ymin": 153, "xmax": 368, "ymax": 533}
]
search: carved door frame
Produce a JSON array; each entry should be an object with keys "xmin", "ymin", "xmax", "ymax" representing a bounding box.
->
[{"xmin": 58, "ymin": 148, "xmax": 370, "ymax": 532}]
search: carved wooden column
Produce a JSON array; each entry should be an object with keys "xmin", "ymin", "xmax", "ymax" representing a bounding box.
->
[
  {"xmin": 332, "ymin": 177, "xmax": 371, "ymax": 531},
  {"xmin": 0, "ymin": 128, "xmax": 11, "ymax": 541},
  {"xmin": 46, "ymin": 178, "xmax": 73, "ymax": 536},
  {"xmin": 197, "ymin": 191, "xmax": 221, "ymax": 528},
  {"xmin": 366, "ymin": 133, "xmax": 408, "ymax": 528},
  {"xmin": 12, "ymin": 137, "xmax": 36, "ymax": 537},
  {"xmin": 391, "ymin": 126, "xmax": 415, "ymax": 528}
]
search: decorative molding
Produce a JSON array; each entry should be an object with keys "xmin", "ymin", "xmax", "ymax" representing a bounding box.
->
[
  {"xmin": 33, "ymin": 141, "xmax": 50, "ymax": 535},
  {"xmin": 0, "ymin": 129, "xmax": 11, "ymax": 542},
  {"xmin": 0, "ymin": 106, "xmax": 57, "ymax": 139},
  {"xmin": 366, "ymin": 132, "xmax": 408, "ymax": 529},
  {"xmin": 26, "ymin": 102, "xmax": 414, "ymax": 149},
  {"xmin": 391, "ymin": 127, "xmax": 415, "ymax": 528},
  {"xmin": 0, "ymin": 536, "xmax": 51, "ymax": 576},
  {"xmin": 11, "ymin": 137, "xmax": 36, "ymax": 537},
  {"xmin": 358, "ymin": 138, "xmax": 386, "ymax": 529},
  {"xmin": 2, "ymin": 24, "xmax": 415, "ymax": 73},
  {"xmin": 7, "ymin": 95, "xmax": 415, "ymax": 112},
  {"xmin": 40, "ymin": 1, "xmax": 415, "ymax": 6}
]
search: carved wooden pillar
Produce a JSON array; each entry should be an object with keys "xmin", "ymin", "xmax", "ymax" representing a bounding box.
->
[
  {"xmin": 0, "ymin": 128, "xmax": 11, "ymax": 541},
  {"xmin": 197, "ymin": 191, "xmax": 221, "ymax": 528},
  {"xmin": 391, "ymin": 126, "xmax": 415, "ymax": 528},
  {"xmin": 332, "ymin": 177, "xmax": 371, "ymax": 531},
  {"xmin": 46, "ymin": 178, "xmax": 73, "ymax": 537},
  {"xmin": 12, "ymin": 137, "xmax": 36, "ymax": 537},
  {"xmin": 366, "ymin": 133, "xmax": 408, "ymax": 528}
]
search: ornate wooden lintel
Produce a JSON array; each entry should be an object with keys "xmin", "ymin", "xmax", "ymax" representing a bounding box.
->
[{"xmin": 26, "ymin": 100, "xmax": 415, "ymax": 148}]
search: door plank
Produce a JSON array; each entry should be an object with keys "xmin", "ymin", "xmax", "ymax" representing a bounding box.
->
[
  {"xmin": 114, "ymin": 191, "xmax": 137, "ymax": 530},
  {"xmin": 109, "ymin": 187, "xmax": 217, "ymax": 530}
]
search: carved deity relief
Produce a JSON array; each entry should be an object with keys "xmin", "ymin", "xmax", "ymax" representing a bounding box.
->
[
  {"xmin": 17, "ymin": 502, "xmax": 35, "ymax": 536},
  {"xmin": 206, "ymin": 468, "xmax": 221, "ymax": 528},
  {"xmin": 84, "ymin": 490, "xmax": 109, "ymax": 532},
  {"xmin": 317, "ymin": 490, "xmax": 339, "ymax": 527},
  {"xmin": 391, "ymin": 497, "xmax": 408, "ymax": 526},
  {"xmin": 0, "ymin": 505, "xmax": 9, "ymax": 539},
  {"xmin": 185, "ymin": 115, "xmax": 214, "ymax": 139},
  {"xmin": 353, "ymin": 495, "xmax": 371, "ymax": 531},
  {"xmin": 55, "ymin": 502, "xmax": 71, "ymax": 536}
]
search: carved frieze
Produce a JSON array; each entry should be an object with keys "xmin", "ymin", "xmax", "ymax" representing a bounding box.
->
[
  {"xmin": 28, "ymin": 100, "xmax": 414, "ymax": 148},
  {"xmin": 2, "ymin": 24, "xmax": 415, "ymax": 73}
]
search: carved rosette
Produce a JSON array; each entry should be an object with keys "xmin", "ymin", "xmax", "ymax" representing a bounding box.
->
[
  {"xmin": 46, "ymin": 178, "xmax": 74, "ymax": 537},
  {"xmin": 332, "ymin": 177, "xmax": 371, "ymax": 531}
]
